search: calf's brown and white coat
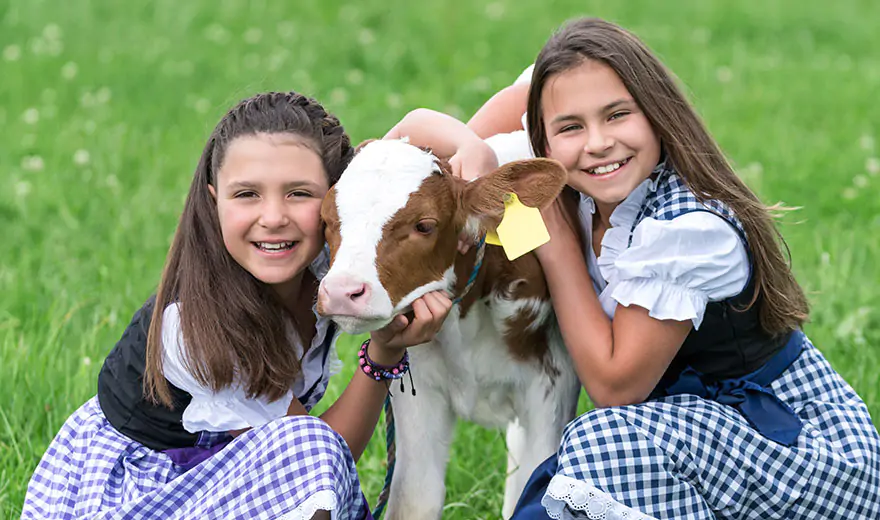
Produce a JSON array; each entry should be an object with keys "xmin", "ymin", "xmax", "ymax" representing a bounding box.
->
[{"xmin": 317, "ymin": 139, "xmax": 579, "ymax": 520}]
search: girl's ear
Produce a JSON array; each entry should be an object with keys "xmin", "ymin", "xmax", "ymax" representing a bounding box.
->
[{"xmin": 208, "ymin": 183, "xmax": 217, "ymax": 201}]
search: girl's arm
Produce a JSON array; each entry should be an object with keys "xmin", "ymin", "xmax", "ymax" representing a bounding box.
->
[
  {"xmin": 536, "ymin": 200, "xmax": 692, "ymax": 407},
  {"xmin": 466, "ymin": 82, "xmax": 530, "ymax": 139},
  {"xmin": 384, "ymin": 108, "xmax": 498, "ymax": 181},
  {"xmin": 315, "ymin": 291, "xmax": 452, "ymax": 461}
]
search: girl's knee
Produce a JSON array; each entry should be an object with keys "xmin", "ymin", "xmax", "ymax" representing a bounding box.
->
[{"xmin": 564, "ymin": 407, "xmax": 630, "ymax": 439}]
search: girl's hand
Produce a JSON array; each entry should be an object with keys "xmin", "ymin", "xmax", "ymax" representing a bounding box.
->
[
  {"xmin": 449, "ymin": 140, "xmax": 498, "ymax": 254},
  {"xmin": 536, "ymin": 194, "xmax": 582, "ymax": 260},
  {"xmin": 368, "ymin": 291, "xmax": 453, "ymax": 364},
  {"xmin": 448, "ymin": 139, "xmax": 498, "ymax": 182}
]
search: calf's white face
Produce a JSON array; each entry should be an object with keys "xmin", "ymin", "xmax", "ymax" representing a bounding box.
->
[
  {"xmin": 318, "ymin": 140, "xmax": 462, "ymax": 333},
  {"xmin": 317, "ymin": 139, "xmax": 566, "ymax": 334}
]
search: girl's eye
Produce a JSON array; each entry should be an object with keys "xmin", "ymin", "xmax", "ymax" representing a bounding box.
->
[
  {"xmin": 559, "ymin": 124, "xmax": 582, "ymax": 133},
  {"xmin": 608, "ymin": 111, "xmax": 630, "ymax": 121},
  {"xmin": 415, "ymin": 219, "xmax": 437, "ymax": 235},
  {"xmin": 289, "ymin": 191, "xmax": 312, "ymax": 198},
  {"xmin": 234, "ymin": 191, "xmax": 257, "ymax": 198}
]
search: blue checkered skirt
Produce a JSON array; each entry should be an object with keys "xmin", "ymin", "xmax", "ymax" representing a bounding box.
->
[
  {"xmin": 22, "ymin": 397, "xmax": 368, "ymax": 519},
  {"xmin": 541, "ymin": 334, "xmax": 880, "ymax": 519}
]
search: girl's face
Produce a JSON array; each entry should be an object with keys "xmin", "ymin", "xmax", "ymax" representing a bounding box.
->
[
  {"xmin": 541, "ymin": 59, "xmax": 661, "ymax": 211},
  {"xmin": 210, "ymin": 133, "xmax": 329, "ymax": 299}
]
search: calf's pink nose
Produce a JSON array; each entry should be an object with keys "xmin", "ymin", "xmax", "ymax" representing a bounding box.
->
[{"xmin": 318, "ymin": 276, "xmax": 372, "ymax": 316}]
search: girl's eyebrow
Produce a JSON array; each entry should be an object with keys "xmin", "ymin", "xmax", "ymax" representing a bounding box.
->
[
  {"xmin": 226, "ymin": 180, "xmax": 321, "ymax": 190},
  {"xmin": 603, "ymin": 98, "xmax": 635, "ymax": 112},
  {"xmin": 548, "ymin": 98, "xmax": 635, "ymax": 124}
]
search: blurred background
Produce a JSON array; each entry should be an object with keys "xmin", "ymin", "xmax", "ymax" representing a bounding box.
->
[{"xmin": 2, "ymin": 0, "xmax": 878, "ymax": 517}]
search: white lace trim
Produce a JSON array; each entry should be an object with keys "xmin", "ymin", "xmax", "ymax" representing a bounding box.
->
[
  {"xmin": 277, "ymin": 489, "xmax": 338, "ymax": 520},
  {"xmin": 541, "ymin": 475, "xmax": 657, "ymax": 520}
]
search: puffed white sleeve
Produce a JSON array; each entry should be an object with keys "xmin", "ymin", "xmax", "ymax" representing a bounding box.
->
[
  {"xmin": 479, "ymin": 64, "xmax": 537, "ymax": 166},
  {"xmin": 608, "ymin": 212, "xmax": 750, "ymax": 330},
  {"xmin": 160, "ymin": 304, "xmax": 292, "ymax": 433}
]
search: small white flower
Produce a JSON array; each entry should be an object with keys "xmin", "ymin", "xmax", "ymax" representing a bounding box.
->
[
  {"xmin": 80, "ymin": 92, "xmax": 96, "ymax": 107},
  {"xmin": 345, "ymin": 69, "xmax": 364, "ymax": 85},
  {"xmin": 96, "ymin": 87, "xmax": 112, "ymax": 104},
  {"xmin": 485, "ymin": 2, "xmax": 505, "ymax": 20},
  {"xmin": 43, "ymin": 23, "xmax": 62, "ymax": 41},
  {"xmin": 357, "ymin": 29, "xmax": 375, "ymax": 46},
  {"xmin": 22, "ymin": 107, "xmax": 39, "ymax": 124},
  {"xmin": 194, "ymin": 98, "xmax": 211, "ymax": 114},
  {"xmin": 853, "ymin": 175, "xmax": 869, "ymax": 188},
  {"xmin": 3, "ymin": 44, "xmax": 21, "ymax": 61},
  {"xmin": 471, "ymin": 76, "xmax": 491, "ymax": 92},
  {"xmin": 330, "ymin": 87, "xmax": 348, "ymax": 105},
  {"xmin": 82, "ymin": 356, "xmax": 92, "ymax": 366},
  {"xmin": 244, "ymin": 28, "xmax": 262, "ymax": 44},
  {"xmin": 22, "ymin": 155, "xmax": 45, "ymax": 171},
  {"xmin": 716, "ymin": 66, "xmax": 733, "ymax": 83},
  {"xmin": 691, "ymin": 28, "xmax": 711, "ymax": 45},
  {"xmin": 204, "ymin": 23, "xmax": 230, "ymax": 44},
  {"xmin": 385, "ymin": 93, "xmax": 403, "ymax": 109},
  {"xmin": 73, "ymin": 149, "xmax": 90, "ymax": 166},
  {"xmin": 61, "ymin": 61, "xmax": 78, "ymax": 80},
  {"xmin": 859, "ymin": 134, "xmax": 875, "ymax": 151},
  {"xmin": 16, "ymin": 181, "xmax": 32, "ymax": 197},
  {"xmin": 277, "ymin": 21, "xmax": 295, "ymax": 39},
  {"xmin": 820, "ymin": 251, "xmax": 831, "ymax": 265},
  {"xmin": 842, "ymin": 187, "xmax": 858, "ymax": 200},
  {"xmin": 867, "ymin": 157, "xmax": 879, "ymax": 176}
]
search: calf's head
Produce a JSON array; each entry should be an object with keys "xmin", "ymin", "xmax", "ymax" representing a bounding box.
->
[{"xmin": 317, "ymin": 139, "xmax": 565, "ymax": 334}]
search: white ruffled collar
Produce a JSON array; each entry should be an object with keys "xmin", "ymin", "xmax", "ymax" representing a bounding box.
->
[{"xmin": 580, "ymin": 163, "xmax": 670, "ymax": 285}]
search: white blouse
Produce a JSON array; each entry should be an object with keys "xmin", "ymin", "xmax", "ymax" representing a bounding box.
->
[
  {"xmin": 161, "ymin": 250, "xmax": 341, "ymax": 433},
  {"xmin": 579, "ymin": 178, "xmax": 750, "ymax": 329}
]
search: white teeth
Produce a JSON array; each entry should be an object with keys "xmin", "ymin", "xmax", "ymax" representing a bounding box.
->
[
  {"xmin": 588, "ymin": 158, "xmax": 628, "ymax": 175},
  {"xmin": 256, "ymin": 242, "xmax": 294, "ymax": 251}
]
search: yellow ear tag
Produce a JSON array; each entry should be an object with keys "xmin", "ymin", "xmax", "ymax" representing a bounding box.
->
[{"xmin": 492, "ymin": 193, "xmax": 550, "ymax": 260}]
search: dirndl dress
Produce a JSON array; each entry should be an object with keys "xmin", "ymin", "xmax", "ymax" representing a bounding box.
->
[
  {"xmin": 509, "ymin": 171, "xmax": 880, "ymax": 518},
  {"xmin": 22, "ymin": 396, "xmax": 370, "ymax": 519},
  {"xmin": 514, "ymin": 331, "xmax": 880, "ymax": 519}
]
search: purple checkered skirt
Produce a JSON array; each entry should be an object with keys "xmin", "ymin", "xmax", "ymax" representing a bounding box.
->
[
  {"xmin": 542, "ymin": 334, "xmax": 880, "ymax": 519},
  {"xmin": 22, "ymin": 397, "xmax": 369, "ymax": 519}
]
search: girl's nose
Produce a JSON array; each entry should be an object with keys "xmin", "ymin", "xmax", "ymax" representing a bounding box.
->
[
  {"xmin": 259, "ymin": 200, "xmax": 289, "ymax": 229},
  {"xmin": 584, "ymin": 126, "xmax": 613, "ymax": 154}
]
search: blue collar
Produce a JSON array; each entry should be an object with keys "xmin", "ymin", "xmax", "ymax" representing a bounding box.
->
[{"xmin": 452, "ymin": 234, "xmax": 486, "ymax": 305}]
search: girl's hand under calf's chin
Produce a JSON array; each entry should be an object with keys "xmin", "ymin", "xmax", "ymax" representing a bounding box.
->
[{"xmin": 368, "ymin": 291, "xmax": 453, "ymax": 364}]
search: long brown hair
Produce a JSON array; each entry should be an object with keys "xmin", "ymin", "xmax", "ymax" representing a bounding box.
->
[
  {"xmin": 144, "ymin": 92, "xmax": 353, "ymax": 407},
  {"xmin": 526, "ymin": 18, "xmax": 809, "ymax": 335}
]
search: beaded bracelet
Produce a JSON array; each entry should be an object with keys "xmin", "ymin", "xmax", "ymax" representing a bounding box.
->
[{"xmin": 358, "ymin": 338, "xmax": 409, "ymax": 381}]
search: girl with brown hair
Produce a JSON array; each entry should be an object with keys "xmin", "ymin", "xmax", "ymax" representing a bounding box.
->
[
  {"xmin": 390, "ymin": 17, "xmax": 879, "ymax": 520},
  {"xmin": 22, "ymin": 91, "xmax": 452, "ymax": 520}
]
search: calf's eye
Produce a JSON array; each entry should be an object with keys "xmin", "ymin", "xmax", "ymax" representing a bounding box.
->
[{"xmin": 415, "ymin": 219, "xmax": 437, "ymax": 235}]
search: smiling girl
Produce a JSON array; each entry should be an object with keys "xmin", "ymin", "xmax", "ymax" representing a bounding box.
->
[
  {"xmin": 22, "ymin": 92, "xmax": 452, "ymax": 520},
  {"xmin": 390, "ymin": 17, "xmax": 880, "ymax": 520}
]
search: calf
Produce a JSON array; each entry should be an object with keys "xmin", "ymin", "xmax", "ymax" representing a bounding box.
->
[{"xmin": 317, "ymin": 139, "xmax": 580, "ymax": 520}]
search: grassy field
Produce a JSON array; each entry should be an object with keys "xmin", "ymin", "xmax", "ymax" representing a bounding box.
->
[{"xmin": 2, "ymin": 0, "xmax": 879, "ymax": 517}]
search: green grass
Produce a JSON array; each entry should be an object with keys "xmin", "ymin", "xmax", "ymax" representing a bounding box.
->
[{"xmin": 2, "ymin": 0, "xmax": 879, "ymax": 517}]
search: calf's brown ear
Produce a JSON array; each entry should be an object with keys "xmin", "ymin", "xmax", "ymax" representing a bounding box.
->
[{"xmin": 461, "ymin": 158, "xmax": 567, "ymax": 229}]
